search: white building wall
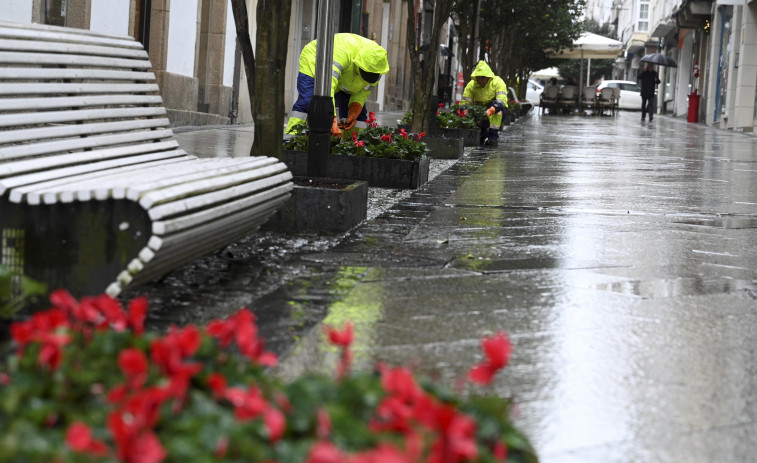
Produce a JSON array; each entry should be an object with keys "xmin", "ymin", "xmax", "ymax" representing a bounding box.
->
[
  {"xmin": 674, "ymin": 32, "xmax": 694, "ymax": 118},
  {"xmin": 6, "ymin": 0, "xmax": 32, "ymax": 24},
  {"xmin": 733, "ymin": 3, "xmax": 757, "ymax": 130},
  {"xmin": 90, "ymin": 0, "xmax": 130, "ymax": 35},
  {"xmin": 223, "ymin": 0, "xmax": 236, "ymax": 87},
  {"xmin": 166, "ymin": 0, "xmax": 199, "ymax": 77}
]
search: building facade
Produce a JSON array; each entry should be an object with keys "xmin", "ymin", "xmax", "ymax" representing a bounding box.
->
[
  {"xmin": 602, "ymin": 0, "xmax": 757, "ymax": 132},
  {"xmin": 5, "ymin": 0, "xmax": 450, "ymax": 128}
]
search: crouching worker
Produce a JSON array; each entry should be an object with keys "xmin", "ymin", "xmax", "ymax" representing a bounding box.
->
[
  {"xmin": 461, "ymin": 61, "xmax": 508, "ymax": 146},
  {"xmin": 285, "ymin": 33, "xmax": 390, "ymax": 140}
]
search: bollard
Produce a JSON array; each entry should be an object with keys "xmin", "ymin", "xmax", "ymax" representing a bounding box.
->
[{"xmin": 687, "ymin": 89, "xmax": 700, "ymax": 123}]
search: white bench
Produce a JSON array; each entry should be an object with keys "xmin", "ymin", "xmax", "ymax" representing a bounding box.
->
[{"xmin": 0, "ymin": 21, "xmax": 293, "ymax": 298}]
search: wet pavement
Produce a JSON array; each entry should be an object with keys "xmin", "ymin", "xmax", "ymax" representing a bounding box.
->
[{"xmin": 129, "ymin": 110, "xmax": 757, "ymax": 462}]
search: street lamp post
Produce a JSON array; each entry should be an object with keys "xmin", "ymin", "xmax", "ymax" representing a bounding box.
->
[{"xmin": 307, "ymin": 0, "xmax": 336, "ymax": 178}]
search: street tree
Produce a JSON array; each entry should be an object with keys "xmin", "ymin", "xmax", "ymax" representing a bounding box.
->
[
  {"xmin": 230, "ymin": 0, "xmax": 292, "ymax": 160},
  {"xmin": 404, "ymin": 0, "xmax": 456, "ymax": 134},
  {"xmin": 455, "ymin": 0, "xmax": 584, "ymax": 99}
]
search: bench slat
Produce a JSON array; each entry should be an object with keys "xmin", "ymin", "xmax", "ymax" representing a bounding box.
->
[
  {"xmin": 71, "ymin": 158, "xmax": 272, "ymax": 202},
  {"xmin": 140, "ymin": 161, "xmax": 289, "ymax": 210},
  {"xmin": 0, "ymin": 128, "xmax": 175, "ymax": 160},
  {"xmin": 0, "ymin": 106, "xmax": 166, "ymax": 128},
  {"xmin": 0, "ymin": 94, "xmax": 163, "ymax": 111},
  {"xmin": 122, "ymin": 157, "xmax": 278, "ymax": 200},
  {"xmin": 0, "ymin": 150, "xmax": 187, "ymax": 195},
  {"xmin": 0, "ymin": 39, "xmax": 148, "ymax": 60},
  {"xmin": 0, "ymin": 68, "xmax": 155, "ymax": 82},
  {"xmin": 1, "ymin": 118, "xmax": 169, "ymax": 145},
  {"xmin": 0, "ymin": 140, "xmax": 180, "ymax": 180},
  {"xmin": 152, "ymin": 183, "xmax": 293, "ymax": 235},
  {"xmin": 0, "ymin": 21, "xmax": 142, "ymax": 49},
  {"xmin": 67, "ymin": 159, "xmax": 237, "ymax": 201},
  {"xmin": 10, "ymin": 157, "xmax": 196, "ymax": 204},
  {"xmin": 110, "ymin": 199, "xmax": 283, "ymax": 296},
  {"xmin": 0, "ymin": 82, "xmax": 159, "ymax": 96},
  {"xmin": 0, "ymin": 52, "xmax": 152, "ymax": 69}
]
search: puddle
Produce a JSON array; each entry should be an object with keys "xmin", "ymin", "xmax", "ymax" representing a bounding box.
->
[
  {"xmin": 673, "ymin": 217, "xmax": 757, "ymax": 229},
  {"xmin": 451, "ymin": 257, "xmax": 623, "ymax": 273},
  {"xmin": 594, "ymin": 277, "xmax": 752, "ymax": 298}
]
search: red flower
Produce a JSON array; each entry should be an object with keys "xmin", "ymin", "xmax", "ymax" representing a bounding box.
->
[
  {"xmin": 305, "ymin": 441, "xmax": 345, "ymax": 463},
  {"xmin": 438, "ymin": 102, "xmax": 444, "ymax": 108},
  {"xmin": 429, "ymin": 406, "xmax": 478, "ymax": 463},
  {"xmin": 264, "ymin": 407, "xmax": 286, "ymax": 442},
  {"xmin": 367, "ymin": 111, "xmax": 378, "ymax": 128},
  {"xmin": 325, "ymin": 322, "xmax": 353, "ymax": 347},
  {"xmin": 207, "ymin": 309, "xmax": 277, "ymax": 366},
  {"xmin": 355, "ymin": 140, "xmax": 366, "ymax": 148},
  {"xmin": 418, "ymin": 132, "xmax": 426, "ymax": 140},
  {"xmin": 399, "ymin": 129, "xmax": 409, "ymax": 139},
  {"xmin": 468, "ymin": 331, "xmax": 511, "ymax": 385},
  {"xmin": 130, "ymin": 431, "xmax": 166, "ymax": 463},
  {"xmin": 118, "ymin": 348, "xmax": 148, "ymax": 390},
  {"xmin": 66, "ymin": 422, "xmax": 109, "ymax": 457},
  {"xmin": 380, "ymin": 134, "xmax": 393, "ymax": 143},
  {"xmin": 317, "ymin": 407, "xmax": 332, "ymax": 439},
  {"xmin": 128, "ymin": 296, "xmax": 148, "ymax": 335},
  {"xmin": 224, "ymin": 385, "xmax": 268, "ymax": 421},
  {"xmin": 207, "ymin": 373, "xmax": 227, "ymax": 398},
  {"xmin": 493, "ymin": 440, "xmax": 508, "ymax": 460}
]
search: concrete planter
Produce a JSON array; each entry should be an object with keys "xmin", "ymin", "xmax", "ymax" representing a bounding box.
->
[
  {"xmin": 263, "ymin": 177, "xmax": 368, "ymax": 234},
  {"xmin": 283, "ymin": 150, "xmax": 429, "ymax": 190},
  {"xmin": 440, "ymin": 127, "xmax": 480, "ymax": 147},
  {"xmin": 423, "ymin": 136, "xmax": 465, "ymax": 159}
]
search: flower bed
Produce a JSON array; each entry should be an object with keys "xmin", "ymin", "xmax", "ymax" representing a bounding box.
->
[
  {"xmin": 282, "ymin": 113, "xmax": 430, "ymax": 189},
  {"xmin": 1, "ymin": 291, "xmax": 538, "ymax": 462}
]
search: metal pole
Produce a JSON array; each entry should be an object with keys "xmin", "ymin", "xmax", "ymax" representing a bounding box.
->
[{"xmin": 307, "ymin": 0, "xmax": 336, "ymax": 178}]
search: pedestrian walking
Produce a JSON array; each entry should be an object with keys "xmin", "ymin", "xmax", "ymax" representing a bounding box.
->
[
  {"xmin": 461, "ymin": 61, "xmax": 508, "ymax": 146},
  {"xmin": 284, "ymin": 33, "xmax": 390, "ymax": 139},
  {"xmin": 637, "ymin": 64, "xmax": 660, "ymax": 121}
]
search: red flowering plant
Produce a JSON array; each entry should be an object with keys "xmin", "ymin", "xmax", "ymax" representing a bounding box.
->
[
  {"xmin": 437, "ymin": 102, "xmax": 487, "ymax": 130},
  {"xmin": 285, "ymin": 112, "xmax": 429, "ymax": 161},
  {"xmin": 0, "ymin": 291, "xmax": 537, "ymax": 462}
]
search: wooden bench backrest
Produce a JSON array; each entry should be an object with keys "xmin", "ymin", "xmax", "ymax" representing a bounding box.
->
[{"xmin": 0, "ymin": 21, "xmax": 180, "ymax": 181}]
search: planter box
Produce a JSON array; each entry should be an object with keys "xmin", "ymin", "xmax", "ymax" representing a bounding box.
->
[
  {"xmin": 263, "ymin": 177, "xmax": 368, "ymax": 234},
  {"xmin": 440, "ymin": 127, "xmax": 480, "ymax": 147},
  {"xmin": 283, "ymin": 150, "xmax": 429, "ymax": 189},
  {"xmin": 424, "ymin": 136, "xmax": 464, "ymax": 159}
]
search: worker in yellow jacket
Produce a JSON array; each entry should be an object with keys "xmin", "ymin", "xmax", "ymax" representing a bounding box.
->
[
  {"xmin": 461, "ymin": 61, "xmax": 508, "ymax": 146},
  {"xmin": 285, "ymin": 33, "xmax": 390, "ymax": 139}
]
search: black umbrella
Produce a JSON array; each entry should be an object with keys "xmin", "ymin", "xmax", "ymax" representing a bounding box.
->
[{"xmin": 640, "ymin": 53, "xmax": 677, "ymax": 68}]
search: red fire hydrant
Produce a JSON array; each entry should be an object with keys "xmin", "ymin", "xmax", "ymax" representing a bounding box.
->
[{"xmin": 687, "ymin": 89, "xmax": 700, "ymax": 123}]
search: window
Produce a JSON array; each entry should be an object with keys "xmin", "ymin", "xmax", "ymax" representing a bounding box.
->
[
  {"xmin": 44, "ymin": 0, "xmax": 67, "ymax": 26},
  {"xmin": 638, "ymin": 1, "xmax": 649, "ymax": 32}
]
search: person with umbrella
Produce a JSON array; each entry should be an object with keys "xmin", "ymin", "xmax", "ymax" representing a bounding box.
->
[{"xmin": 637, "ymin": 63, "xmax": 660, "ymax": 122}]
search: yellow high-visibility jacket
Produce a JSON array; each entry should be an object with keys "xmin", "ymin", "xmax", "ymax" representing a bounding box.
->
[
  {"xmin": 299, "ymin": 33, "xmax": 390, "ymax": 112},
  {"xmin": 461, "ymin": 61, "xmax": 508, "ymax": 127}
]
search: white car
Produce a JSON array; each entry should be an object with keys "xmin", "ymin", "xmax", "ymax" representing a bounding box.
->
[
  {"xmin": 596, "ymin": 80, "xmax": 642, "ymax": 110},
  {"xmin": 525, "ymin": 79, "xmax": 544, "ymax": 106}
]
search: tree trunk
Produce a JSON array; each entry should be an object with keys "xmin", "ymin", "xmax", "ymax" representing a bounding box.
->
[
  {"xmin": 404, "ymin": 0, "xmax": 454, "ymax": 134},
  {"xmin": 253, "ymin": 0, "xmax": 291, "ymax": 160},
  {"xmin": 229, "ymin": 0, "xmax": 255, "ymax": 130}
]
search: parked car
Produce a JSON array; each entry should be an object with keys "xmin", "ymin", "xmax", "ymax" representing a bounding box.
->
[
  {"xmin": 526, "ymin": 79, "xmax": 544, "ymax": 106},
  {"xmin": 596, "ymin": 80, "xmax": 642, "ymax": 110}
]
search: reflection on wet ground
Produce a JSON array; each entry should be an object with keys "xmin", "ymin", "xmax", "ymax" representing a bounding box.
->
[{"xmin": 137, "ymin": 110, "xmax": 757, "ymax": 462}]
